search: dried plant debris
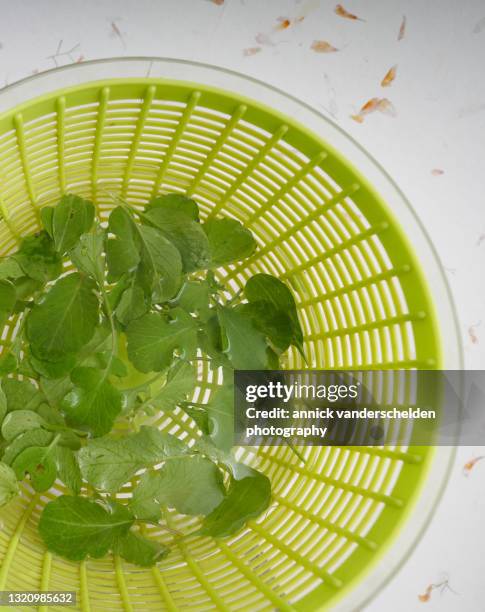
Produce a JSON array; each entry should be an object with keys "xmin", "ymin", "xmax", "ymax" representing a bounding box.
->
[
  {"xmin": 351, "ymin": 97, "xmax": 396, "ymax": 122},
  {"xmin": 381, "ymin": 65, "xmax": 397, "ymax": 87},
  {"xmin": 311, "ymin": 40, "xmax": 339, "ymax": 53}
]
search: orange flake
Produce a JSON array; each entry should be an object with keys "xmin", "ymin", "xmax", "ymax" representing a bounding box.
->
[
  {"xmin": 212, "ymin": 0, "xmax": 224, "ymax": 4},
  {"xmin": 311, "ymin": 40, "xmax": 339, "ymax": 53},
  {"xmin": 351, "ymin": 97, "xmax": 396, "ymax": 122},
  {"xmin": 76, "ymin": 54, "xmax": 84, "ymax": 63},
  {"xmin": 431, "ymin": 168, "xmax": 444, "ymax": 176},
  {"xmin": 418, "ymin": 581, "xmax": 453, "ymax": 603},
  {"xmin": 276, "ymin": 17, "xmax": 291, "ymax": 30},
  {"xmin": 464, "ymin": 455, "xmax": 485, "ymax": 475},
  {"xmin": 243, "ymin": 47, "xmax": 262, "ymax": 56},
  {"xmin": 398, "ymin": 15, "xmax": 407, "ymax": 40},
  {"xmin": 381, "ymin": 65, "xmax": 397, "ymax": 87},
  {"xmin": 335, "ymin": 3, "xmax": 364, "ymax": 21}
]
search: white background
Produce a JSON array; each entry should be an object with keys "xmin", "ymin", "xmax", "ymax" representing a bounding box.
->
[{"xmin": 0, "ymin": 1, "xmax": 484, "ymax": 610}]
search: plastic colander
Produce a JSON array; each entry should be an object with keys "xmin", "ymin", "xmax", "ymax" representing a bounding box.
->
[{"xmin": 0, "ymin": 59, "xmax": 461, "ymax": 612}]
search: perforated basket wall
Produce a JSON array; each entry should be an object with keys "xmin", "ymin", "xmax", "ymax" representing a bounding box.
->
[{"xmin": 0, "ymin": 79, "xmax": 441, "ymax": 611}]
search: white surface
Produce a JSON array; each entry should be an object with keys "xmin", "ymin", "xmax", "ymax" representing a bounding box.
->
[{"xmin": 0, "ymin": 1, "xmax": 483, "ymax": 610}]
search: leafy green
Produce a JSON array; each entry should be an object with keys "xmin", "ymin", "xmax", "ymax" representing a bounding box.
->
[
  {"xmin": 126, "ymin": 309, "xmax": 198, "ymax": 373},
  {"xmin": 55, "ymin": 446, "xmax": 82, "ymax": 494},
  {"xmin": 48, "ymin": 194, "xmax": 95, "ymax": 254},
  {"xmin": 115, "ymin": 279, "xmax": 147, "ymax": 326},
  {"xmin": 158, "ymin": 456, "xmax": 225, "ymax": 516},
  {"xmin": 107, "ymin": 206, "xmax": 182, "ymax": 302},
  {"xmin": 12, "ymin": 443, "xmax": 58, "ymax": 491},
  {"xmin": 61, "ymin": 367, "xmax": 123, "ymax": 437},
  {"xmin": 12, "ymin": 232, "xmax": 63, "ymax": 283},
  {"xmin": 205, "ymin": 384, "xmax": 235, "ymax": 452},
  {"xmin": 0, "ymin": 280, "xmax": 16, "ymax": 326},
  {"xmin": 39, "ymin": 496, "xmax": 134, "ymax": 561},
  {"xmin": 218, "ymin": 307, "xmax": 269, "ymax": 370},
  {"xmin": 78, "ymin": 426, "xmax": 186, "ymax": 493},
  {"xmin": 1, "ymin": 410, "xmax": 45, "ymax": 441},
  {"xmin": 245, "ymin": 274, "xmax": 304, "ymax": 352},
  {"xmin": 114, "ymin": 530, "xmax": 169, "ymax": 566},
  {"xmin": 147, "ymin": 361, "xmax": 196, "ymax": 412},
  {"xmin": 203, "ymin": 218, "xmax": 257, "ymax": 265},
  {"xmin": 0, "ymin": 382, "xmax": 7, "ymax": 423},
  {"xmin": 143, "ymin": 206, "xmax": 211, "ymax": 272},
  {"xmin": 177, "ymin": 280, "xmax": 212, "ymax": 322},
  {"xmin": 147, "ymin": 194, "xmax": 199, "ymax": 220},
  {"xmin": 70, "ymin": 229, "xmax": 105, "ymax": 284},
  {"xmin": 129, "ymin": 471, "xmax": 163, "ymax": 521},
  {"xmin": 0, "ymin": 258, "xmax": 24, "ymax": 280},
  {"xmin": 2, "ymin": 429, "xmax": 54, "ymax": 465},
  {"xmin": 0, "ymin": 462, "xmax": 19, "ymax": 505},
  {"xmin": 2, "ymin": 378, "xmax": 43, "ymax": 412},
  {"xmin": 27, "ymin": 273, "xmax": 99, "ymax": 361},
  {"xmin": 197, "ymin": 467, "xmax": 271, "ymax": 537},
  {"xmin": 0, "ymin": 191, "xmax": 302, "ymax": 567}
]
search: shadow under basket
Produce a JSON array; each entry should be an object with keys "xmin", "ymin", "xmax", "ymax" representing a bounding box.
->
[{"xmin": 0, "ymin": 73, "xmax": 451, "ymax": 612}]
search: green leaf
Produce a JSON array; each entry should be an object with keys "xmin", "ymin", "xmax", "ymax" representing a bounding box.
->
[
  {"xmin": 158, "ymin": 456, "xmax": 225, "ymax": 516},
  {"xmin": 2, "ymin": 379, "xmax": 43, "ymax": 412},
  {"xmin": 107, "ymin": 207, "xmax": 183, "ymax": 302},
  {"xmin": 0, "ymin": 258, "xmax": 24, "ymax": 280},
  {"xmin": 0, "ymin": 462, "xmax": 19, "ymax": 506},
  {"xmin": 236, "ymin": 302, "xmax": 292, "ymax": 354},
  {"xmin": 51, "ymin": 194, "xmax": 95, "ymax": 254},
  {"xmin": 197, "ymin": 315, "xmax": 230, "ymax": 368},
  {"xmin": 40, "ymin": 206, "xmax": 54, "ymax": 236},
  {"xmin": 1, "ymin": 410, "xmax": 45, "ymax": 442},
  {"xmin": 114, "ymin": 531, "xmax": 170, "ymax": 567},
  {"xmin": 181, "ymin": 404, "xmax": 210, "ymax": 435},
  {"xmin": 126, "ymin": 309, "xmax": 198, "ymax": 373},
  {"xmin": 143, "ymin": 207, "xmax": 211, "ymax": 272},
  {"xmin": 217, "ymin": 307, "xmax": 269, "ymax": 370},
  {"xmin": 177, "ymin": 280, "xmax": 212, "ymax": 322},
  {"xmin": 12, "ymin": 232, "xmax": 63, "ymax": 283},
  {"xmin": 40, "ymin": 376, "xmax": 73, "ymax": 409},
  {"xmin": 205, "ymin": 384, "xmax": 235, "ymax": 452},
  {"xmin": 148, "ymin": 361, "xmax": 196, "ymax": 412},
  {"xmin": 135, "ymin": 224, "xmax": 182, "ymax": 303},
  {"xmin": 70, "ymin": 229, "xmax": 105, "ymax": 284},
  {"xmin": 61, "ymin": 367, "xmax": 123, "ymax": 437},
  {"xmin": 197, "ymin": 467, "xmax": 271, "ymax": 537},
  {"xmin": 12, "ymin": 443, "xmax": 58, "ymax": 491},
  {"xmin": 55, "ymin": 446, "xmax": 82, "ymax": 494},
  {"xmin": 245, "ymin": 274, "xmax": 303, "ymax": 352},
  {"xmin": 0, "ymin": 280, "xmax": 16, "ymax": 325},
  {"xmin": 78, "ymin": 426, "xmax": 186, "ymax": 493},
  {"xmin": 115, "ymin": 280, "xmax": 148, "ymax": 326},
  {"xmin": 27, "ymin": 273, "xmax": 100, "ymax": 362},
  {"xmin": 203, "ymin": 218, "xmax": 256, "ymax": 266},
  {"xmin": 129, "ymin": 471, "xmax": 163, "ymax": 521},
  {"xmin": 39, "ymin": 496, "xmax": 134, "ymax": 561},
  {"xmin": 147, "ymin": 194, "xmax": 199, "ymax": 220},
  {"xmin": 2, "ymin": 429, "xmax": 54, "ymax": 465},
  {"xmin": 106, "ymin": 207, "xmax": 140, "ymax": 280},
  {"xmin": 30, "ymin": 353, "xmax": 76, "ymax": 379},
  {"xmin": 0, "ymin": 382, "xmax": 7, "ymax": 423}
]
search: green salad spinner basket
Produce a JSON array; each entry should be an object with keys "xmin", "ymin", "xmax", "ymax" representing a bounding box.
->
[{"xmin": 0, "ymin": 60, "xmax": 461, "ymax": 611}]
